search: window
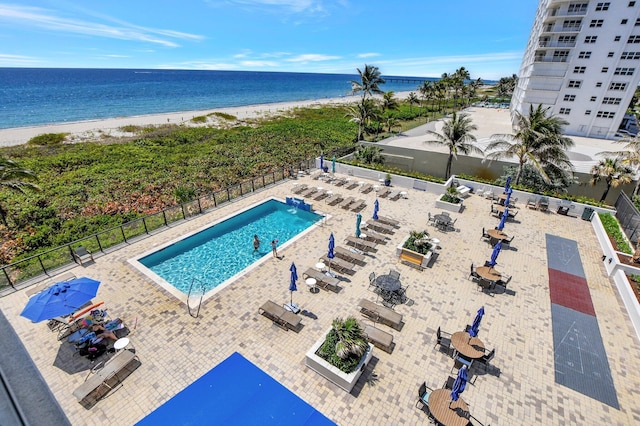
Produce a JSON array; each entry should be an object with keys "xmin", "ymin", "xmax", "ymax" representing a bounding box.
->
[
  {"xmin": 574, "ymin": 66, "xmax": 586, "ymax": 73},
  {"xmin": 608, "ymin": 52, "xmax": 615, "ymax": 57},
  {"xmin": 636, "ymin": 19, "xmax": 640, "ymax": 26},
  {"xmin": 631, "ymin": 1, "xmax": 637, "ymax": 6},
  {"xmin": 578, "ymin": 51, "xmax": 591, "ymax": 58},
  {"xmin": 621, "ymin": 51, "xmax": 640, "ymax": 59},
  {"xmin": 569, "ymin": 3, "xmax": 588, "ymax": 13},
  {"xmin": 597, "ymin": 111, "xmax": 615, "ymax": 118},
  {"xmin": 595, "ymin": 2, "xmax": 610, "ymax": 11},
  {"xmin": 609, "ymin": 82, "xmax": 628, "ymax": 90},
  {"xmin": 602, "ymin": 67, "xmax": 609, "ymax": 73},
  {"xmin": 615, "ymin": 67, "xmax": 635, "ymax": 75},
  {"xmin": 559, "ymin": 108, "xmax": 571, "ymax": 115},
  {"xmin": 622, "ymin": 19, "xmax": 629, "ymax": 25},
  {"xmin": 563, "ymin": 19, "xmax": 582, "ymax": 29},
  {"xmin": 590, "ymin": 20, "xmax": 604, "ymax": 27},
  {"xmin": 564, "ymin": 94, "xmax": 576, "ymax": 101},
  {"xmin": 590, "ymin": 96, "xmax": 597, "ymax": 101},
  {"xmin": 585, "ymin": 110, "xmax": 592, "ymax": 115},
  {"xmin": 568, "ymin": 80, "xmax": 582, "ymax": 88},
  {"xmin": 558, "ymin": 35, "xmax": 576, "ymax": 45},
  {"xmin": 585, "ymin": 36, "xmax": 598, "ymax": 43},
  {"xmin": 629, "ymin": 35, "xmax": 640, "ymax": 43},
  {"xmin": 615, "ymin": 36, "xmax": 622, "ymax": 41},
  {"xmin": 596, "ymin": 82, "xmax": 603, "ymax": 87},
  {"xmin": 603, "ymin": 97, "xmax": 622, "ymax": 105}
]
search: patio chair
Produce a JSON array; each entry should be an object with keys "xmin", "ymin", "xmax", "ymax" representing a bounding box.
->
[
  {"xmin": 502, "ymin": 235, "xmax": 515, "ymax": 246},
  {"xmin": 526, "ymin": 196, "xmax": 538, "ymax": 209},
  {"xmin": 443, "ymin": 376, "xmax": 455, "ymax": 390},
  {"xmin": 468, "ymin": 414, "xmax": 489, "ymax": 426},
  {"xmin": 415, "ymin": 382, "xmax": 436, "ymax": 421},
  {"xmin": 539, "ymin": 196, "xmax": 549, "ymax": 212},
  {"xmin": 451, "ymin": 353, "xmax": 473, "ymax": 373},
  {"xmin": 484, "ymin": 190, "xmax": 494, "ymax": 200},
  {"xmin": 469, "ymin": 263, "xmax": 480, "ymax": 281},
  {"xmin": 368, "ymin": 272, "xmax": 376, "ymax": 290},
  {"xmin": 389, "ymin": 270, "xmax": 400, "ymax": 280},
  {"xmin": 427, "ymin": 212, "xmax": 436, "ymax": 226},
  {"xmin": 477, "ymin": 278, "xmax": 495, "ymax": 295},
  {"xmin": 481, "ymin": 228, "xmax": 490, "ymax": 241},
  {"xmin": 475, "ymin": 348, "xmax": 496, "ymax": 372},
  {"xmin": 435, "ymin": 326, "xmax": 453, "ymax": 356},
  {"xmin": 73, "ymin": 246, "xmax": 94, "ymax": 266}
]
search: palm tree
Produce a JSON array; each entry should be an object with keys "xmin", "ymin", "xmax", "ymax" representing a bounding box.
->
[
  {"xmin": 384, "ymin": 116, "xmax": 399, "ymax": 134},
  {"xmin": 332, "ymin": 317, "xmax": 369, "ymax": 359},
  {"xmin": 350, "ymin": 64, "xmax": 386, "ymax": 102},
  {"xmin": 381, "ymin": 91, "xmax": 399, "ymax": 112},
  {"xmin": 590, "ymin": 157, "xmax": 633, "ymax": 202},
  {"xmin": 434, "ymin": 79, "xmax": 449, "ymax": 114},
  {"xmin": 451, "ymin": 67, "xmax": 470, "ymax": 110},
  {"xmin": 424, "ymin": 112, "xmax": 483, "ymax": 178},
  {"xmin": 418, "ymin": 81, "xmax": 435, "ymax": 118},
  {"xmin": 353, "ymin": 145, "xmax": 385, "ymax": 165},
  {"xmin": 406, "ymin": 91, "xmax": 419, "ymax": 113},
  {"xmin": 0, "ymin": 157, "xmax": 41, "ymax": 227},
  {"xmin": 346, "ymin": 99, "xmax": 377, "ymax": 141},
  {"xmin": 485, "ymin": 104, "xmax": 575, "ymax": 185},
  {"xmin": 598, "ymin": 136, "xmax": 640, "ymax": 195}
]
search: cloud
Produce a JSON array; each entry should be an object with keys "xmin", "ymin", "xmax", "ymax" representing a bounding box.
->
[
  {"xmin": 0, "ymin": 53, "xmax": 40, "ymax": 65},
  {"xmin": 286, "ymin": 53, "xmax": 341, "ymax": 62},
  {"xmin": 241, "ymin": 60, "xmax": 279, "ymax": 67},
  {"xmin": 216, "ymin": 0, "xmax": 325, "ymax": 14},
  {"xmin": 0, "ymin": 3, "xmax": 204, "ymax": 48},
  {"xmin": 357, "ymin": 53, "xmax": 380, "ymax": 58}
]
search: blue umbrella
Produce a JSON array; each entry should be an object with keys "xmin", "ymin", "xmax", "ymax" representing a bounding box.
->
[
  {"xmin": 332, "ymin": 156, "xmax": 336, "ymax": 173},
  {"xmin": 355, "ymin": 213, "xmax": 362, "ymax": 237},
  {"xmin": 21, "ymin": 277, "xmax": 101, "ymax": 322},
  {"xmin": 373, "ymin": 199, "xmax": 379, "ymax": 220},
  {"xmin": 504, "ymin": 188, "xmax": 512, "ymax": 207},
  {"xmin": 497, "ymin": 208, "xmax": 508, "ymax": 231},
  {"xmin": 320, "ymin": 154, "xmax": 324, "ymax": 171},
  {"xmin": 504, "ymin": 176, "xmax": 512, "ymax": 191},
  {"xmin": 489, "ymin": 240, "xmax": 502, "ymax": 267},
  {"xmin": 289, "ymin": 262, "xmax": 298, "ymax": 306},
  {"xmin": 469, "ymin": 306, "xmax": 485, "ymax": 338},
  {"xmin": 327, "ymin": 233, "xmax": 335, "ymax": 274},
  {"xmin": 450, "ymin": 366, "xmax": 468, "ymax": 402}
]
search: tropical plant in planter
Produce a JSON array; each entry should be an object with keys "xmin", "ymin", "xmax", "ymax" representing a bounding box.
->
[
  {"xmin": 316, "ymin": 317, "xmax": 369, "ymax": 374},
  {"xmin": 403, "ymin": 230, "xmax": 432, "ymax": 255},
  {"xmin": 441, "ymin": 186, "xmax": 462, "ymax": 204},
  {"xmin": 384, "ymin": 173, "xmax": 392, "ymax": 186}
]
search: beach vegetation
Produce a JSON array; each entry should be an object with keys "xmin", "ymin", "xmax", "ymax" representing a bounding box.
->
[
  {"xmin": 590, "ymin": 157, "xmax": 634, "ymax": 202},
  {"xmin": 191, "ymin": 115, "xmax": 208, "ymax": 123},
  {"xmin": 598, "ymin": 136, "xmax": 640, "ymax": 196},
  {"xmin": 599, "ymin": 213, "xmax": 633, "ymax": 254},
  {"xmin": 353, "ymin": 145, "xmax": 385, "ymax": 166},
  {"xmin": 118, "ymin": 125, "xmax": 143, "ymax": 133},
  {"xmin": 210, "ymin": 112, "xmax": 236, "ymax": 121},
  {"xmin": 0, "ymin": 157, "xmax": 40, "ymax": 227},
  {"xmin": 27, "ymin": 133, "xmax": 69, "ymax": 146},
  {"xmin": 317, "ymin": 317, "xmax": 369, "ymax": 374}
]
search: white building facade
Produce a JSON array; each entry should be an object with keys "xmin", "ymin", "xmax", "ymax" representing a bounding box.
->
[{"xmin": 511, "ymin": 0, "xmax": 640, "ymax": 139}]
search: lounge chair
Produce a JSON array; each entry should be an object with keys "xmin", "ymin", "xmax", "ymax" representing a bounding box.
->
[
  {"xmin": 338, "ymin": 196, "xmax": 355, "ymax": 209},
  {"xmin": 313, "ymin": 190, "xmax": 327, "ymax": 201},
  {"xmin": 258, "ymin": 300, "xmax": 302, "ymax": 331},
  {"xmin": 292, "ymin": 184, "xmax": 308, "ymax": 195},
  {"xmin": 526, "ymin": 196, "xmax": 538, "ymax": 209},
  {"xmin": 334, "ymin": 246, "xmax": 366, "ymax": 264},
  {"xmin": 388, "ymin": 190, "xmax": 402, "ymax": 201},
  {"xmin": 333, "ymin": 178, "xmax": 347, "ymax": 187},
  {"xmin": 73, "ymin": 246, "xmax": 94, "ymax": 266},
  {"xmin": 366, "ymin": 220, "xmax": 395, "ymax": 234},
  {"xmin": 378, "ymin": 187, "xmax": 391, "ymax": 198},
  {"xmin": 360, "ymin": 228, "xmax": 388, "ymax": 244},
  {"xmin": 72, "ymin": 349, "xmax": 139, "ymax": 403},
  {"xmin": 360, "ymin": 183, "xmax": 373, "ymax": 193},
  {"xmin": 376, "ymin": 215, "xmax": 400, "ymax": 228},
  {"xmin": 302, "ymin": 268, "xmax": 340, "ymax": 292},
  {"xmin": 363, "ymin": 324, "xmax": 394, "ymax": 353},
  {"xmin": 345, "ymin": 236, "xmax": 377, "ymax": 252},
  {"xmin": 345, "ymin": 181, "xmax": 359, "ymax": 190},
  {"xmin": 358, "ymin": 299, "xmax": 403, "ymax": 330},
  {"xmin": 299, "ymin": 187, "xmax": 317, "ymax": 198},
  {"xmin": 319, "ymin": 255, "xmax": 355, "ymax": 275},
  {"xmin": 325, "ymin": 193, "xmax": 343, "ymax": 206},
  {"xmin": 539, "ymin": 196, "xmax": 549, "ymax": 211},
  {"xmin": 349, "ymin": 199, "xmax": 366, "ymax": 212}
]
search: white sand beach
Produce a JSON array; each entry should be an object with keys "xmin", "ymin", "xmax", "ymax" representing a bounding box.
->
[{"xmin": 0, "ymin": 91, "xmax": 413, "ymax": 148}]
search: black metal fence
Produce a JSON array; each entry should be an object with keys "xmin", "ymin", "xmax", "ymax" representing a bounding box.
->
[
  {"xmin": 1, "ymin": 161, "xmax": 316, "ymax": 292},
  {"xmin": 615, "ymin": 191, "xmax": 640, "ymax": 246}
]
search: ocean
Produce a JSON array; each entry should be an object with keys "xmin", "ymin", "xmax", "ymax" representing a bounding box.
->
[{"xmin": 0, "ymin": 68, "xmax": 431, "ymax": 129}]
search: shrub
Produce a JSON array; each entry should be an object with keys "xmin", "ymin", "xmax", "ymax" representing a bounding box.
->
[
  {"xmin": 191, "ymin": 115, "xmax": 208, "ymax": 123},
  {"xmin": 599, "ymin": 213, "xmax": 633, "ymax": 254},
  {"xmin": 316, "ymin": 317, "xmax": 369, "ymax": 373},
  {"xmin": 403, "ymin": 230, "xmax": 432, "ymax": 255},
  {"xmin": 28, "ymin": 133, "xmax": 69, "ymax": 146},
  {"xmin": 210, "ymin": 112, "xmax": 236, "ymax": 121}
]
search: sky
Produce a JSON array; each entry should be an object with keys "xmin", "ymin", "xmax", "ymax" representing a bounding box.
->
[{"xmin": 0, "ymin": 0, "xmax": 540, "ymax": 80}]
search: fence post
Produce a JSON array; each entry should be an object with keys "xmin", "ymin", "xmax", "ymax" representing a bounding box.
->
[
  {"xmin": 197, "ymin": 198, "xmax": 202, "ymax": 214},
  {"xmin": 263, "ymin": 175, "xmax": 266, "ymax": 188},
  {"xmin": 251, "ymin": 179, "xmax": 255, "ymax": 192},
  {"xmin": 213, "ymin": 192, "xmax": 217, "ymax": 207},
  {"xmin": 162, "ymin": 210, "xmax": 167, "ymax": 226},
  {"xmin": 37, "ymin": 255, "xmax": 47, "ymax": 276},
  {"xmin": 120, "ymin": 226, "xmax": 127, "ymax": 243},
  {"xmin": 3, "ymin": 268, "xmax": 14, "ymax": 289},
  {"xmin": 181, "ymin": 204, "xmax": 186, "ymax": 220},
  {"xmin": 95, "ymin": 235, "xmax": 103, "ymax": 253},
  {"xmin": 227, "ymin": 188, "xmax": 230, "ymax": 202},
  {"xmin": 142, "ymin": 218, "xmax": 149, "ymax": 234}
]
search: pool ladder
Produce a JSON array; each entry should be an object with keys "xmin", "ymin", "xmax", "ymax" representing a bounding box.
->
[{"xmin": 187, "ymin": 278, "xmax": 206, "ymax": 318}]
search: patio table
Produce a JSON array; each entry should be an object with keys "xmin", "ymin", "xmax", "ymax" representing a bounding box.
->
[
  {"xmin": 476, "ymin": 266, "xmax": 502, "ymax": 283},
  {"xmin": 374, "ymin": 274, "xmax": 401, "ymax": 292},
  {"xmin": 487, "ymin": 229, "xmax": 509, "ymax": 243},
  {"xmin": 428, "ymin": 388, "xmax": 470, "ymax": 426},
  {"xmin": 452, "ymin": 331, "xmax": 485, "ymax": 359}
]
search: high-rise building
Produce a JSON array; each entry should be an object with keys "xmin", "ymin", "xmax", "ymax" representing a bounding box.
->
[{"xmin": 511, "ymin": 0, "xmax": 640, "ymax": 139}]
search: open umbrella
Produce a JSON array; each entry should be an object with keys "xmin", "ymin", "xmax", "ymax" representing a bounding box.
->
[
  {"xmin": 355, "ymin": 213, "xmax": 362, "ymax": 237},
  {"xmin": 450, "ymin": 366, "xmax": 468, "ymax": 403},
  {"xmin": 373, "ymin": 199, "xmax": 379, "ymax": 220},
  {"xmin": 504, "ymin": 176, "xmax": 512, "ymax": 192},
  {"xmin": 469, "ymin": 306, "xmax": 485, "ymax": 337},
  {"xmin": 327, "ymin": 233, "xmax": 335, "ymax": 274},
  {"xmin": 497, "ymin": 207, "xmax": 508, "ymax": 231},
  {"xmin": 489, "ymin": 240, "xmax": 502, "ymax": 267},
  {"xmin": 332, "ymin": 156, "xmax": 336, "ymax": 173},
  {"xmin": 320, "ymin": 154, "xmax": 324, "ymax": 171},
  {"xmin": 289, "ymin": 262, "xmax": 298, "ymax": 306},
  {"xmin": 21, "ymin": 277, "xmax": 101, "ymax": 322}
]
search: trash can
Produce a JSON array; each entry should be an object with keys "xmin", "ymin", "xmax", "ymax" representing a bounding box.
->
[{"xmin": 582, "ymin": 207, "xmax": 594, "ymax": 221}]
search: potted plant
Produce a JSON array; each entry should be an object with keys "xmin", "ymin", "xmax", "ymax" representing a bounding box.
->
[
  {"xmin": 395, "ymin": 231, "xmax": 434, "ymax": 269},
  {"xmin": 305, "ymin": 316, "xmax": 374, "ymax": 392},
  {"xmin": 435, "ymin": 187, "xmax": 463, "ymax": 212},
  {"xmin": 384, "ymin": 173, "xmax": 392, "ymax": 186}
]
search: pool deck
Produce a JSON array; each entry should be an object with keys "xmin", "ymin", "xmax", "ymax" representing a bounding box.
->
[{"xmin": 2, "ymin": 175, "xmax": 640, "ymax": 425}]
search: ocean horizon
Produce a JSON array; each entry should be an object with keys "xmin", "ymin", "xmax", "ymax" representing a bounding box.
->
[{"xmin": 0, "ymin": 68, "xmax": 448, "ymax": 130}]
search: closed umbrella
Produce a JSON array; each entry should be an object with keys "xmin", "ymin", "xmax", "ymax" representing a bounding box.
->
[
  {"xmin": 21, "ymin": 277, "xmax": 101, "ymax": 322},
  {"xmin": 327, "ymin": 233, "xmax": 335, "ymax": 274},
  {"xmin": 289, "ymin": 262, "xmax": 298, "ymax": 306},
  {"xmin": 497, "ymin": 207, "xmax": 508, "ymax": 231},
  {"xmin": 320, "ymin": 154, "xmax": 324, "ymax": 171},
  {"xmin": 332, "ymin": 156, "xmax": 336, "ymax": 173},
  {"xmin": 504, "ymin": 187, "xmax": 512, "ymax": 207},
  {"xmin": 469, "ymin": 306, "xmax": 485, "ymax": 337},
  {"xmin": 355, "ymin": 213, "xmax": 362, "ymax": 237},
  {"xmin": 450, "ymin": 366, "xmax": 468, "ymax": 403},
  {"xmin": 489, "ymin": 240, "xmax": 502, "ymax": 267},
  {"xmin": 373, "ymin": 199, "xmax": 379, "ymax": 220},
  {"xmin": 504, "ymin": 176, "xmax": 512, "ymax": 192}
]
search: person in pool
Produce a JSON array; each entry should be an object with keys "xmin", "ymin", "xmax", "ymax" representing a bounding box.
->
[{"xmin": 253, "ymin": 235, "xmax": 260, "ymax": 252}]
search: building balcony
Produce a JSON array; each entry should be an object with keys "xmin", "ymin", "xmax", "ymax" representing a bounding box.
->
[{"xmin": 538, "ymin": 41, "xmax": 576, "ymax": 48}]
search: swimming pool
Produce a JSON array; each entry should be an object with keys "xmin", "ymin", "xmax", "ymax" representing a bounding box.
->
[{"xmin": 133, "ymin": 198, "xmax": 323, "ymax": 298}]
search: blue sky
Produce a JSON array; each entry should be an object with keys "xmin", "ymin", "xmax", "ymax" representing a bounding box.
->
[{"xmin": 0, "ymin": 0, "xmax": 539, "ymax": 80}]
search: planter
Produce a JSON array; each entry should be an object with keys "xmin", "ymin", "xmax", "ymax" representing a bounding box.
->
[
  {"xmin": 435, "ymin": 194, "xmax": 463, "ymax": 213},
  {"xmin": 396, "ymin": 237, "xmax": 433, "ymax": 269},
  {"xmin": 305, "ymin": 328, "xmax": 374, "ymax": 392}
]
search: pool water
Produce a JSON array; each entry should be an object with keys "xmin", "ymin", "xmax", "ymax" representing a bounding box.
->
[{"xmin": 138, "ymin": 199, "xmax": 323, "ymax": 294}]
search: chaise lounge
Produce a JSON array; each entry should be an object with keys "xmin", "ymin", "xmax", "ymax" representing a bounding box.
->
[
  {"xmin": 345, "ymin": 236, "xmax": 377, "ymax": 252},
  {"xmin": 258, "ymin": 300, "xmax": 302, "ymax": 331},
  {"xmin": 358, "ymin": 299, "xmax": 403, "ymax": 330},
  {"xmin": 363, "ymin": 324, "xmax": 394, "ymax": 353},
  {"xmin": 334, "ymin": 246, "xmax": 366, "ymax": 265},
  {"xmin": 319, "ymin": 255, "xmax": 356, "ymax": 275},
  {"xmin": 72, "ymin": 349, "xmax": 140, "ymax": 404},
  {"xmin": 302, "ymin": 268, "xmax": 341, "ymax": 292},
  {"xmin": 366, "ymin": 220, "xmax": 395, "ymax": 234}
]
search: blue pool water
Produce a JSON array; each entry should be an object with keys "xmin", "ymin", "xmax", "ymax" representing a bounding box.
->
[{"xmin": 139, "ymin": 199, "xmax": 322, "ymax": 294}]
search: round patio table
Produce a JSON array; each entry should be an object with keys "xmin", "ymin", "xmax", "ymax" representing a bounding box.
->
[
  {"xmin": 434, "ymin": 214, "xmax": 451, "ymax": 225},
  {"xmin": 452, "ymin": 331, "xmax": 485, "ymax": 359},
  {"xmin": 487, "ymin": 229, "xmax": 508, "ymax": 242},
  {"xmin": 374, "ymin": 274, "xmax": 401, "ymax": 292},
  {"xmin": 476, "ymin": 266, "xmax": 502, "ymax": 283},
  {"xmin": 428, "ymin": 388, "xmax": 469, "ymax": 426}
]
